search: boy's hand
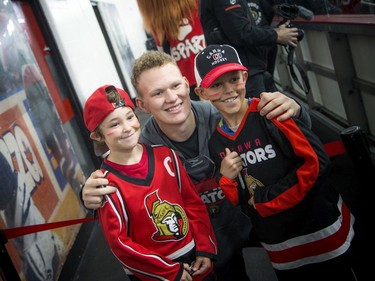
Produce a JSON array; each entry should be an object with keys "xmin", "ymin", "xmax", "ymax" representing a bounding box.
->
[
  {"xmin": 181, "ymin": 263, "xmax": 193, "ymax": 281},
  {"xmin": 258, "ymin": 91, "xmax": 301, "ymax": 122},
  {"xmin": 190, "ymin": 256, "xmax": 212, "ymax": 276},
  {"xmin": 220, "ymin": 148, "xmax": 243, "ymax": 180},
  {"xmin": 248, "ymin": 196, "xmax": 255, "ymax": 208},
  {"xmin": 82, "ymin": 170, "xmax": 115, "ymax": 209}
]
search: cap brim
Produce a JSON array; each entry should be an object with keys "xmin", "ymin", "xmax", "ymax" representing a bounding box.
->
[
  {"xmin": 201, "ymin": 63, "xmax": 248, "ymax": 88},
  {"xmin": 93, "ymin": 140, "xmax": 110, "ymax": 157}
]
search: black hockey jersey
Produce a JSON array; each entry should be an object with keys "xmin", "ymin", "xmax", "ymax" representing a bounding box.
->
[{"xmin": 210, "ymin": 98, "xmax": 355, "ymax": 270}]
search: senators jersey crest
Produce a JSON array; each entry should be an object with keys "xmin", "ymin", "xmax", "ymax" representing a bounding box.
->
[{"xmin": 145, "ymin": 191, "xmax": 188, "ymax": 241}]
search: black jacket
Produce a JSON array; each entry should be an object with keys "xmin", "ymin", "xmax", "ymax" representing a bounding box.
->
[{"xmin": 199, "ymin": 0, "xmax": 278, "ymax": 77}]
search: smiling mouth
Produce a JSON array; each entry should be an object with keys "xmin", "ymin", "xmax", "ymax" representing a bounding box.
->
[
  {"xmin": 121, "ymin": 132, "xmax": 135, "ymax": 140},
  {"xmin": 166, "ymin": 103, "xmax": 182, "ymax": 112},
  {"xmin": 219, "ymin": 96, "xmax": 237, "ymax": 103}
]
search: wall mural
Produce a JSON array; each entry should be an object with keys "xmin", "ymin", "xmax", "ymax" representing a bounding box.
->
[{"xmin": 0, "ymin": 2, "xmax": 86, "ymax": 280}]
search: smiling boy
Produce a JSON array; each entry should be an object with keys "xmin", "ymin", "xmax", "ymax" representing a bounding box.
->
[{"xmin": 194, "ymin": 44, "xmax": 357, "ymax": 281}]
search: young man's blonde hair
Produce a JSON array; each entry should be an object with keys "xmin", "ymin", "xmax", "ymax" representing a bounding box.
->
[
  {"xmin": 137, "ymin": 0, "xmax": 197, "ymax": 44},
  {"xmin": 131, "ymin": 51, "xmax": 179, "ymax": 95}
]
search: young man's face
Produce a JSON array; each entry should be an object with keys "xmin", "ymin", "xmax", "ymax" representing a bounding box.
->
[
  {"xmin": 135, "ymin": 63, "xmax": 192, "ymax": 126},
  {"xmin": 197, "ymin": 70, "xmax": 247, "ymax": 116},
  {"xmin": 94, "ymin": 106, "xmax": 141, "ymax": 154}
]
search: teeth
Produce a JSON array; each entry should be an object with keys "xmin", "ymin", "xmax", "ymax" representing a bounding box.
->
[
  {"xmin": 167, "ymin": 104, "xmax": 180, "ymax": 112},
  {"xmin": 223, "ymin": 97, "xmax": 236, "ymax": 103}
]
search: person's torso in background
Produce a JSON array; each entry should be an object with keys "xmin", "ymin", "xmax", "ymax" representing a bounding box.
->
[
  {"xmin": 161, "ymin": 11, "xmax": 206, "ymax": 87},
  {"xmin": 246, "ymin": 0, "xmax": 273, "ymax": 27}
]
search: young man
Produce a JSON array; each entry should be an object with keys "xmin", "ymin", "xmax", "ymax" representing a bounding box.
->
[
  {"xmin": 82, "ymin": 51, "xmax": 310, "ymax": 280},
  {"xmin": 83, "ymin": 84, "xmax": 217, "ymax": 281},
  {"xmin": 193, "ymin": 44, "xmax": 356, "ymax": 281}
]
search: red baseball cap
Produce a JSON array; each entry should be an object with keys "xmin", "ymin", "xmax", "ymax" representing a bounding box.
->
[{"xmin": 83, "ymin": 84, "xmax": 135, "ymax": 132}]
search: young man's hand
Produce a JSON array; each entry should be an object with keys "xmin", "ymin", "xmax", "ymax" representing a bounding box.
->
[
  {"xmin": 81, "ymin": 170, "xmax": 116, "ymax": 209},
  {"xmin": 257, "ymin": 91, "xmax": 301, "ymax": 122}
]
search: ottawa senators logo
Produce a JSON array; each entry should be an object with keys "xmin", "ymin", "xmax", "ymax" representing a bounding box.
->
[
  {"xmin": 242, "ymin": 169, "xmax": 264, "ymax": 198},
  {"xmin": 145, "ymin": 191, "xmax": 188, "ymax": 241}
]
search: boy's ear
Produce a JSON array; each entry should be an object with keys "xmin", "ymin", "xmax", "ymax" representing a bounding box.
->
[
  {"xmin": 135, "ymin": 98, "xmax": 150, "ymax": 113},
  {"xmin": 242, "ymin": 71, "xmax": 249, "ymax": 82},
  {"xmin": 90, "ymin": 132, "xmax": 100, "ymax": 141},
  {"xmin": 194, "ymin": 86, "xmax": 208, "ymax": 100}
]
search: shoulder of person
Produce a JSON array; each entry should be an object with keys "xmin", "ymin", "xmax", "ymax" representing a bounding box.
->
[
  {"xmin": 191, "ymin": 100, "xmax": 218, "ymax": 114},
  {"xmin": 191, "ymin": 101, "xmax": 221, "ymax": 134},
  {"xmin": 140, "ymin": 117, "xmax": 162, "ymax": 144}
]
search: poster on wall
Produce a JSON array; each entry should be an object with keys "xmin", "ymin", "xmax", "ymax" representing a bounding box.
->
[
  {"xmin": 97, "ymin": 1, "xmax": 137, "ymax": 98},
  {"xmin": 0, "ymin": 2, "xmax": 86, "ymax": 280}
]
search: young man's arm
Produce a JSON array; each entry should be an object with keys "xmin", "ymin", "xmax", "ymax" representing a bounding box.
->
[{"xmin": 257, "ymin": 91, "xmax": 311, "ymax": 128}]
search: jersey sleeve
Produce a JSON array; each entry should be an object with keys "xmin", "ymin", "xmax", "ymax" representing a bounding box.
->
[
  {"xmin": 254, "ymin": 117, "xmax": 331, "ymax": 218},
  {"xmin": 98, "ymin": 188, "xmax": 184, "ymax": 281}
]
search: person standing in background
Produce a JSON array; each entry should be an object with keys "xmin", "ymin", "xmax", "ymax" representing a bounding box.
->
[
  {"xmin": 137, "ymin": 0, "xmax": 205, "ymax": 101},
  {"xmin": 199, "ymin": 0, "xmax": 299, "ymax": 97},
  {"xmin": 257, "ymin": 0, "xmax": 278, "ymax": 75}
]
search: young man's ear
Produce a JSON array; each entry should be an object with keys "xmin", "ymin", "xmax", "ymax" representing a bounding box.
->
[{"xmin": 135, "ymin": 98, "xmax": 150, "ymax": 113}]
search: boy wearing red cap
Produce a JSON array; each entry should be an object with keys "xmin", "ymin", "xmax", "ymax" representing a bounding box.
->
[
  {"xmin": 83, "ymin": 85, "xmax": 217, "ymax": 281},
  {"xmin": 194, "ymin": 44, "xmax": 357, "ymax": 281}
]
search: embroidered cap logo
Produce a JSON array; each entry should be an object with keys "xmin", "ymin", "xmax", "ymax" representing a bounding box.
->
[
  {"xmin": 105, "ymin": 85, "xmax": 126, "ymax": 108},
  {"xmin": 212, "ymin": 52, "xmax": 223, "ymax": 61}
]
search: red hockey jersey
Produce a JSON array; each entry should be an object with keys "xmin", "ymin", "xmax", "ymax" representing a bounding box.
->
[
  {"xmin": 99, "ymin": 144, "xmax": 217, "ymax": 280},
  {"xmin": 155, "ymin": 9, "xmax": 205, "ymax": 87}
]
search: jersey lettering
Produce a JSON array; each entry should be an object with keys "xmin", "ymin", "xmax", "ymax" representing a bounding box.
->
[
  {"xmin": 200, "ymin": 187, "xmax": 225, "ymax": 204},
  {"xmin": 170, "ymin": 35, "xmax": 205, "ymax": 61},
  {"xmin": 239, "ymin": 144, "xmax": 276, "ymax": 166},
  {"xmin": 164, "ymin": 156, "xmax": 175, "ymax": 177}
]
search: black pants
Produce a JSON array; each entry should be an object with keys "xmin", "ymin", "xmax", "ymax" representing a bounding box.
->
[{"xmin": 214, "ymin": 250, "xmax": 251, "ymax": 281}]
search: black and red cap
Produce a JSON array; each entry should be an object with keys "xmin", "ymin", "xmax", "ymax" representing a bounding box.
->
[{"xmin": 194, "ymin": 44, "xmax": 248, "ymax": 88}]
